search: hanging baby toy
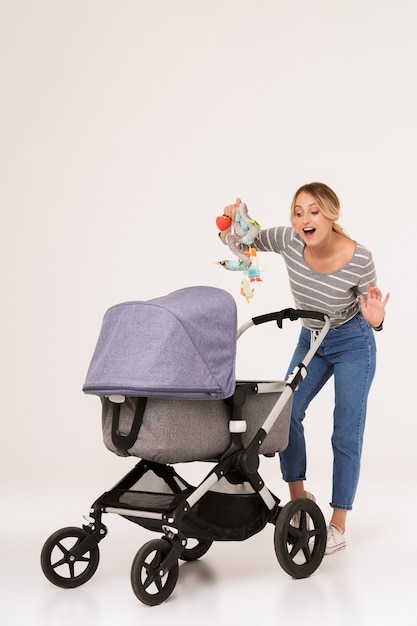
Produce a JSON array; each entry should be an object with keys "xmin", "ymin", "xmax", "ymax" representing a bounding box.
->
[{"xmin": 215, "ymin": 201, "xmax": 262, "ymax": 303}]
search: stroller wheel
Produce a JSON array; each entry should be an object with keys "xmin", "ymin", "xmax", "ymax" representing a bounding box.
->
[
  {"xmin": 180, "ymin": 538, "xmax": 213, "ymax": 562},
  {"xmin": 40, "ymin": 526, "xmax": 100, "ymax": 588},
  {"xmin": 131, "ymin": 539, "xmax": 179, "ymax": 606},
  {"xmin": 274, "ymin": 498, "xmax": 326, "ymax": 579}
]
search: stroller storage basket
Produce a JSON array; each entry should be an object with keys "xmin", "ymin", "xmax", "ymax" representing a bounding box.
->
[{"xmin": 101, "ymin": 463, "xmax": 271, "ymax": 541}]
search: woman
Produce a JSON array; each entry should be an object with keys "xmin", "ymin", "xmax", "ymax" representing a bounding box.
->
[{"xmin": 221, "ymin": 182, "xmax": 389, "ymax": 555}]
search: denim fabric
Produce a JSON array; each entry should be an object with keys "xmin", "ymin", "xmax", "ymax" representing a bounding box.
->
[{"xmin": 279, "ymin": 313, "xmax": 376, "ymax": 511}]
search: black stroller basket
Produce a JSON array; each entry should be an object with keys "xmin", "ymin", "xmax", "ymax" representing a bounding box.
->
[{"xmin": 41, "ymin": 286, "xmax": 330, "ymax": 606}]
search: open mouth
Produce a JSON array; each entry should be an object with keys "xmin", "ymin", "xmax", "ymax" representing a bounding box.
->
[{"xmin": 303, "ymin": 228, "xmax": 316, "ymax": 238}]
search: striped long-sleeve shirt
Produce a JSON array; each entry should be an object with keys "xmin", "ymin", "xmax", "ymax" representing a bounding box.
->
[{"xmin": 255, "ymin": 226, "xmax": 377, "ymax": 330}]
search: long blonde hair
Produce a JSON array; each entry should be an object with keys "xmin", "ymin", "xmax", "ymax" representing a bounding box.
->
[{"xmin": 290, "ymin": 182, "xmax": 351, "ymax": 239}]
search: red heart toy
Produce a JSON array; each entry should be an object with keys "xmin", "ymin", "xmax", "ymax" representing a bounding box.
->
[{"xmin": 216, "ymin": 214, "xmax": 232, "ymax": 231}]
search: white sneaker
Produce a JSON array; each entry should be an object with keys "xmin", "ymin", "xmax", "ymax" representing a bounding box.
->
[
  {"xmin": 291, "ymin": 491, "xmax": 316, "ymax": 528},
  {"xmin": 325, "ymin": 524, "xmax": 346, "ymax": 555}
]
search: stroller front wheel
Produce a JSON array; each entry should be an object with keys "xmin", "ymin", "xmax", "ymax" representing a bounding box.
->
[
  {"xmin": 131, "ymin": 539, "xmax": 179, "ymax": 606},
  {"xmin": 40, "ymin": 526, "xmax": 100, "ymax": 588},
  {"xmin": 274, "ymin": 498, "xmax": 326, "ymax": 579}
]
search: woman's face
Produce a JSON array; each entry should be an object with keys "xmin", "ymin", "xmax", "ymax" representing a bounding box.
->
[{"xmin": 292, "ymin": 191, "xmax": 335, "ymax": 247}]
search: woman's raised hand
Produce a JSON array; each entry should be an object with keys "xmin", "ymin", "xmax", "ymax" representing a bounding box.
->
[
  {"xmin": 223, "ymin": 198, "xmax": 242, "ymax": 221},
  {"xmin": 359, "ymin": 283, "xmax": 390, "ymax": 328}
]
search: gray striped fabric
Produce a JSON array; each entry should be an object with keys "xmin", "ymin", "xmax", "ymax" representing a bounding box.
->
[{"xmin": 255, "ymin": 227, "xmax": 377, "ymax": 330}]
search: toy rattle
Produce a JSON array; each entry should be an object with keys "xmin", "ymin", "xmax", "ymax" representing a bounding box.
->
[{"xmin": 216, "ymin": 202, "xmax": 262, "ymax": 302}]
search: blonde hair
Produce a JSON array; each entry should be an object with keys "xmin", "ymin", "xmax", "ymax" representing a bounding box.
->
[{"xmin": 290, "ymin": 182, "xmax": 351, "ymax": 239}]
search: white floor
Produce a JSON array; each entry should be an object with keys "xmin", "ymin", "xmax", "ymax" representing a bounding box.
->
[{"xmin": 2, "ymin": 459, "xmax": 416, "ymax": 626}]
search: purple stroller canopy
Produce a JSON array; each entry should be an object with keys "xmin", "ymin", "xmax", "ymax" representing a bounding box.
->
[{"xmin": 83, "ymin": 286, "xmax": 237, "ymax": 400}]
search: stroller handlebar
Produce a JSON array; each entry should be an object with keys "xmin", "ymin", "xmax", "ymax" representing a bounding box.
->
[
  {"xmin": 237, "ymin": 308, "xmax": 330, "ymax": 340},
  {"xmin": 253, "ymin": 308, "xmax": 328, "ymax": 328}
]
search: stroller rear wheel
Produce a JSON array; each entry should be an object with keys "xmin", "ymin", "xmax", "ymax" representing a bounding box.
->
[
  {"xmin": 40, "ymin": 526, "xmax": 100, "ymax": 588},
  {"xmin": 180, "ymin": 538, "xmax": 213, "ymax": 561},
  {"xmin": 274, "ymin": 498, "xmax": 326, "ymax": 579},
  {"xmin": 131, "ymin": 539, "xmax": 179, "ymax": 606}
]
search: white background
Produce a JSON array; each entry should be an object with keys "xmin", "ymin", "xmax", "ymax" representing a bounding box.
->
[{"xmin": 1, "ymin": 1, "xmax": 414, "ymax": 625}]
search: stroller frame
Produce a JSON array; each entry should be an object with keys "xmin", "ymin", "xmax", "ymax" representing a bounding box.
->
[{"xmin": 41, "ymin": 307, "xmax": 330, "ymax": 606}]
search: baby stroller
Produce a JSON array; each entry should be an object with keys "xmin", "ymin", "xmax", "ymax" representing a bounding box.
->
[{"xmin": 41, "ymin": 286, "xmax": 330, "ymax": 606}]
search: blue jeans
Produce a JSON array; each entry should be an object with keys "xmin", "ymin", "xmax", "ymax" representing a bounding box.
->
[{"xmin": 279, "ymin": 313, "xmax": 376, "ymax": 511}]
